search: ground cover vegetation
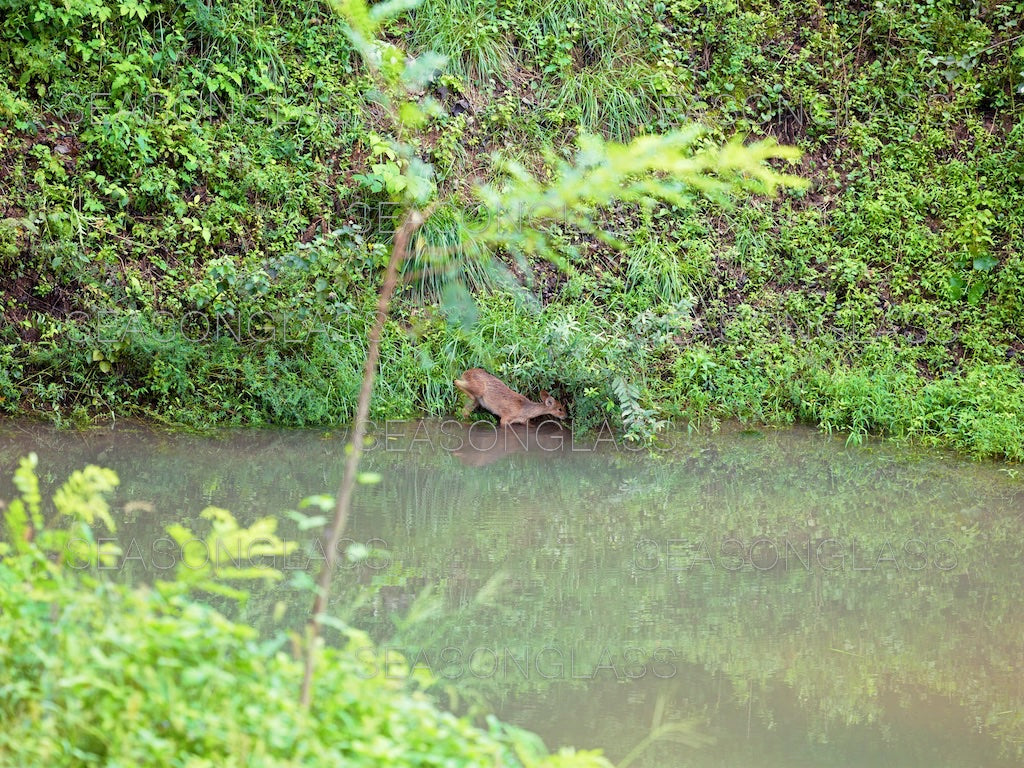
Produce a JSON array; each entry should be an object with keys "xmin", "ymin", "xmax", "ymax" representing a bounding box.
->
[{"xmin": 1, "ymin": 0, "xmax": 1023, "ymax": 458}]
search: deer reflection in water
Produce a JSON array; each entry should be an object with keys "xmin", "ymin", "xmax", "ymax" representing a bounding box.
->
[{"xmin": 451, "ymin": 420, "xmax": 573, "ymax": 467}]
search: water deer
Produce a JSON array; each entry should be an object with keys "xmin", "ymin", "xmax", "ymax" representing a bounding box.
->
[{"xmin": 454, "ymin": 368, "xmax": 567, "ymax": 427}]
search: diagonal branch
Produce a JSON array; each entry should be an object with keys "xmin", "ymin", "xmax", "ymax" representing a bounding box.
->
[{"xmin": 300, "ymin": 206, "xmax": 428, "ymax": 709}]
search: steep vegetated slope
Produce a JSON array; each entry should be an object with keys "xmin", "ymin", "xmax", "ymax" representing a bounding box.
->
[{"xmin": 0, "ymin": 0, "xmax": 1022, "ymax": 457}]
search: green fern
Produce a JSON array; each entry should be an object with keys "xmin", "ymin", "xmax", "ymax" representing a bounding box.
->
[{"xmin": 611, "ymin": 375, "xmax": 662, "ymax": 443}]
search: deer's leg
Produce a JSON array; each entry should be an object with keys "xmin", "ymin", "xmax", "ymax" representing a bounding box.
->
[{"xmin": 461, "ymin": 397, "xmax": 478, "ymax": 419}]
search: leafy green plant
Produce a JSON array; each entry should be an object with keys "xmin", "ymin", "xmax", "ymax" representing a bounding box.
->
[{"xmin": 2, "ymin": 452, "xmax": 120, "ymax": 569}]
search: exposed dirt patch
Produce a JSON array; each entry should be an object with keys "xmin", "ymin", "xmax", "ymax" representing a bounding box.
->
[
  {"xmin": 3, "ymin": 270, "xmax": 86, "ymax": 342},
  {"xmin": 530, "ymin": 258, "xmax": 564, "ymax": 305}
]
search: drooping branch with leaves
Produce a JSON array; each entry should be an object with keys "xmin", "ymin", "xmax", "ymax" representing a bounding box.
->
[{"xmin": 299, "ymin": 0, "xmax": 806, "ymax": 707}]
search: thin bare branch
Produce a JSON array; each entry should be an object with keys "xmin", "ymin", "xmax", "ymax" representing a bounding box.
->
[{"xmin": 299, "ymin": 206, "xmax": 428, "ymax": 709}]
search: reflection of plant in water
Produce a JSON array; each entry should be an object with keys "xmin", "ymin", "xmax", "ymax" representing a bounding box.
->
[{"xmin": 334, "ymin": 431, "xmax": 1024, "ymax": 763}]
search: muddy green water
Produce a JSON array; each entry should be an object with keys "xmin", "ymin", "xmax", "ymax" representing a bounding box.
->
[{"xmin": 2, "ymin": 419, "xmax": 1023, "ymax": 767}]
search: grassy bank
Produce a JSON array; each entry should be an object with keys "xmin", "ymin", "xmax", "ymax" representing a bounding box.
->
[{"xmin": 1, "ymin": 0, "xmax": 1022, "ymax": 458}]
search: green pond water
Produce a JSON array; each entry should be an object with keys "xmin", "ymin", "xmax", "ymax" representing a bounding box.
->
[{"xmin": 2, "ymin": 418, "xmax": 1023, "ymax": 767}]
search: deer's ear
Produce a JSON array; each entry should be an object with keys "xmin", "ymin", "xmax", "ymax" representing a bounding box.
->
[
  {"xmin": 540, "ymin": 390, "xmax": 550, "ymax": 399},
  {"xmin": 544, "ymin": 396, "xmax": 555, "ymax": 406}
]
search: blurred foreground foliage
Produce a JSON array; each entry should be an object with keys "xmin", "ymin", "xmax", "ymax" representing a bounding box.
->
[{"xmin": 0, "ymin": 454, "xmax": 610, "ymax": 768}]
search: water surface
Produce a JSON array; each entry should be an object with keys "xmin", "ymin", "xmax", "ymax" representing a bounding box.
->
[{"xmin": 2, "ymin": 418, "xmax": 1022, "ymax": 766}]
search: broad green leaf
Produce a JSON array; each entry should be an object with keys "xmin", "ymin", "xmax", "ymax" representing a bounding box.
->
[{"xmin": 972, "ymin": 254, "xmax": 998, "ymax": 272}]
